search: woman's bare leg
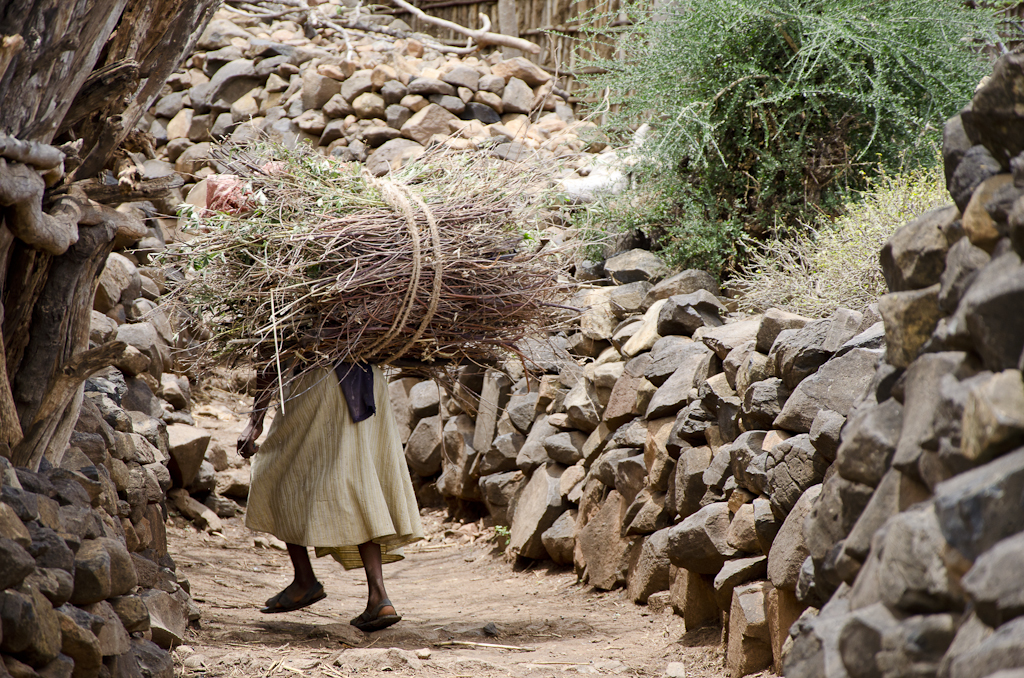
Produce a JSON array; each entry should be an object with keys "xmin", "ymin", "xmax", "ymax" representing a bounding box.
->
[{"xmin": 357, "ymin": 541, "xmax": 396, "ymax": 617}]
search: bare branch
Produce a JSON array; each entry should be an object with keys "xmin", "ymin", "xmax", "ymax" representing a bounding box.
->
[{"xmin": 387, "ymin": 0, "xmax": 540, "ymax": 54}]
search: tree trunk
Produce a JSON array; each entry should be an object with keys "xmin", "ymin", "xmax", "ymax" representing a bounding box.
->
[{"xmin": 0, "ymin": 0, "xmax": 220, "ymax": 469}]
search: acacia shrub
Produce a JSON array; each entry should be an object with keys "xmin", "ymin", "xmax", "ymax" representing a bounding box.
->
[{"xmin": 574, "ymin": 0, "xmax": 999, "ymax": 270}]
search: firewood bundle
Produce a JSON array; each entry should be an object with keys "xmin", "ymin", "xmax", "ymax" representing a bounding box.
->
[{"xmin": 167, "ymin": 141, "xmax": 574, "ymax": 376}]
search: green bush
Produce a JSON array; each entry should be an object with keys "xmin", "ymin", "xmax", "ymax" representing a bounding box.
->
[
  {"xmin": 573, "ymin": 0, "xmax": 999, "ymax": 270},
  {"xmin": 727, "ymin": 162, "xmax": 949, "ymax": 318}
]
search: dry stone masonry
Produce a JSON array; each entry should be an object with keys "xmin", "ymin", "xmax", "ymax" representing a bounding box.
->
[{"xmin": 386, "ymin": 53, "xmax": 1024, "ymax": 678}]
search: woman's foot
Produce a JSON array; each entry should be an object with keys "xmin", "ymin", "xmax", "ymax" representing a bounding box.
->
[
  {"xmin": 350, "ymin": 598, "xmax": 401, "ymax": 631},
  {"xmin": 260, "ymin": 581, "xmax": 327, "ymax": 613}
]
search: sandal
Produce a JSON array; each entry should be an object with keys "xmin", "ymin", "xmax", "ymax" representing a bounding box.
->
[
  {"xmin": 350, "ymin": 598, "xmax": 402, "ymax": 632},
  {"xmin": 260, "ymin": 583, "xmax": 327, "ymax": 614}
]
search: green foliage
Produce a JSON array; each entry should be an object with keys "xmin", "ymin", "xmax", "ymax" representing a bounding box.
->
[
  {"xmin": 728, "ymin": 161, "xmax": 949, "ymax": 318},
  {"xmin": 573, "ymin": 0, "xmax": 999, "ymax": 270},
  {"xmin": 571, "ymin": 172, "xmax": 750, "ymax": 276}
]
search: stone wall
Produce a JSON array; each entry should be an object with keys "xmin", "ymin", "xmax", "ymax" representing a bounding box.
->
[{"xmin": 390, "ymin": 54, "xmax": 1024, "ymax": 678}]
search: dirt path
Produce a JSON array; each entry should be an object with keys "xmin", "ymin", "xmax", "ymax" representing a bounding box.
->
[{"xmin": 168, "ymin": 385, "xmax": 740, "ymax": 678}]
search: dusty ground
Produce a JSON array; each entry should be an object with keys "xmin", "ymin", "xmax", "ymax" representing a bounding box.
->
[{"xmin": 166, "ymin": 382, "xmax": 761, "ymax": 678}]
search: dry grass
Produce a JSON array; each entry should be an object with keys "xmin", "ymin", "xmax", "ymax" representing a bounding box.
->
[
  {"xmin": 728, "ymin": 163, "xmax": 949, "ymax": 318},
  {"xmin": 166, "ymin": 141, "xmax": 576, "ymax": 379}
]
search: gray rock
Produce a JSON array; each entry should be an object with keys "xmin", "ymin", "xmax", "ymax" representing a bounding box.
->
[
  {"xmin": 880, "ymin": 204, "xmax": 961, "ymax": 292},
  {"xmin": 936, "ymin": 446, "xmax": 1024, "ymax": 562},
  {"xmin": 437, "ymin": 415, "xmax": 481, "ymax": 501},
  {"xmin": 726, "ymin": 581, "xmax": 773, "ymax": 678},
  {"xmin": 405, "ymin": 414, "xmax": 442, "ymax": 476},
  {"xmin": 626, "ymin": 528, "xmax": 672, "ymax": 603},
  {"xmin": 0, "ymin": 537, "xmax": 35, "ymax": 590},
  {"xmin": 673, "ymin": 445, "xmax": 712, "ymax": 520},
  {"xmin": 478, "ymin": 74, "xmax": 505, "ymax": 94},
  {"xmin": 644, "ymin": 270, "xmax": 721, "ymax": 307},
  {"xmin": 427, "ymin": 93, "xmax": 464, "ymax": 114},
  {"xmin": 646, "ymin": 338, "xmax": 711, "ymax": 391},
  {"xmin": 946, "ymin": 617, "xmax": 1024, "ymax": 678},
  {"xmin": 742, "ymin": 377, "xmax": 791, "ymax": 431},
  {"xmin": 774, "ymin": 348, "xmax": 882, "ymax": 433},
  {"xmin": 962, "ymin": 54, "xmax": 1024, "ymax": 167},
  {"xmin": 893, "ymin": 352, "xmax": 976, "ymax": 481},
  {"xmin": 481, "ymin": 431, "xmax": 524, "ymax": 475},
  {"xmin": 835, "ymin": 322, "xmax": 886, "ymax": 358},
  {"xmin": 960, "ymin": 369, "xmax": 1024, "ymax": 466},
  {"xmin": 442, "ymin": 65, "xmax": 480, "ymax": 90},
  {"xmin": 364, "ymin": 137, "xmax": 424, "ymax": 177},
  {"xmin": 939, "ymin": 237, "xmax": 991, "ymax": 314},
  {"xmin": 835, "ymin": 399, "xmax": 903, "ymax": 487},
  {"xmin": 479, "ymin": 470, "xmax": 524, "ymax": 526},
  {"xmin": 564, "ymin": 380, "xmax": 601, "ymax": 432},
  {"xmin": 768, "ymin": 484, "xmax": 821, "ymax": 590},
  {"xmin": 656, "ymin": 291, "xmax": 725, "ymax": 336},
  {"xmin": 876, "ymin": 613, "xmax": 956, "ymax": 678},
  {"xmin": 703, "ymin": 446, "xmax": 733, "ymax": 491},
  {"xmin": 191, "ymin": 59, "xmax": 261, "ymax": 113},
  {"xmin": 757, "ymin": 309, "xmax": 813, "ymax": 354},
  {"xmin": 165, "ymin": 423, "xmax": 210, "ymax": 488},
  {"xmin": 461, "ymin": 101, "xmax": 501, "ymax": 124},
  {"xmin": 408, "ymin": 77, "xmax": 456, "ymax": 97},
  {"xmin": 877, "ymin": 503, "xmax": 962, "ymax": 613},
  {"xmin": 666, "ymin": 502, "xmax": 738, "ymax": 574},
  {"xmin": 765, "ymin": 434, "xmax": 829, "ymax": 519},
  {"xmin": 579, "ymin": 491, "xmax": 632, "ymax": 589},
  {"xmin": 500, "ymin": 76, "xmax": 534, "ymax": 114},
  {"xmin": 727, "ymin": 430, "xmax": 768, "ymax": 495},
  {"xmin": 838, "ymin": 603, "xmax": 901, "ymax": 678},
  {"xmin": 543, "ymin": 431, "xmax": 587, "ymax": 465},
  {"xmin": 380, "ymin": 79, "xmax": 408, "ymax": 105},
  {"xmin": 603, "ymin": 249, "xmax": 670, "ymax": 285},
  {"xmin": 948, "ymin": 250, "xmax": 1024, "ymax": 371},
  {"xmin": 770, "ymin": 320, "xmax": 833, "ymax": 388},
  {"xmin": 962, "ymin": 531, "xmax": 1024, "ymax": 627},
  {"xmin": 624, "ymin": 490, "xmax": 671, "ymax": 535},
  {"xmin": 723, "ymin": 340, "xmax": 756, "ymax": 390},
  {"xmin": 611, "ymin": 454, "xmax": 647, "ymax": 505},
  {"xmin": 341, "ymin": 70, "xmax": 373, "ymax": 101},
  {"xmin": 516, "ymin": 416, "xmax": 559, "ymax": 473},
  {"xmin": 701, "ymin": 318, "xmax": 761, "ymax": 360},
  {"xmin": 841, "ymin": 468, "xmax": 930, "ymax": 571},
  {"xmin": 132, "ymin": 637, "xmax": 173, "ymax": 678},
  {"xmin": 541, "ymin": 509, "xmax": 577, "ymax": 564},
  {"xmin": 602, "ymin": 355, "xmax": 652, "ymax": 428},
  {"xmin": 385, "ymin": 103, "xmax": 413, "ymax": 131},
  {"xmin": 400, "ymin": 103, "xmax": 458, "ymax": 145},
  {"xmin": 507, "ymin": 391, "xmax": 539, "ymax": 434},
  {"xmin": 509, "ymin": 464, "xmax": 566, "ymax": 560},
  {"xmin": 809, "ymin": 409, "xmax": 846, "ymax": 462},
  {"xmin": 804, "ymin": 473, "xmax": 874, "ymax": 567},
  {"xmin": 878, "ymin": 283, "xmax": 944, "ymax": 369},
  {"xmin": 714, "ymin": 555, "xmax": 767, "ymax": 609},
  {"xmin": 949, "ymin": 144, "xmax": 1003, "ymax": 213}
]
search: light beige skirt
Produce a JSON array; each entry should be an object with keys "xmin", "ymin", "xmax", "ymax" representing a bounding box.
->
[{"xmin": 246, "ymin": 366, "xmax": 423, "ymax": 569}]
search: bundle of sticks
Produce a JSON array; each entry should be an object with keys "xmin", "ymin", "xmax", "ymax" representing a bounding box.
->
[{"xmin": 167, "ymin": 141, "xmax": 574, "ymax": 378}]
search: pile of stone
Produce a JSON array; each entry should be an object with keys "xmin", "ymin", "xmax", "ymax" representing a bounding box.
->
[
  {"xmin": 0, "ymin": 377, "xmax": 201, "ymax": 678},
  {"xmin": 388, "ymin": 53, "xmax": 1024, "ymax": 678},
  {"xmin": 393, "ymin": 250, "xmax": 886, "ymax": 676},
  {"xmin": 779, "ymin": 52, "xmax": 1024, "ymax": 678},
  {"xmin": 0, "ymin": 169, "xmax": 246, "ymax": 677},
  {"xmin": 142, "ymin": 4, "xmax": 604, "ymax": 194}
]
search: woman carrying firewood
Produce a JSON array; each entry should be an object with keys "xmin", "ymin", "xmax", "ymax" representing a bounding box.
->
[{"xmin": 236, "ymin": 362, "xmax": 423, "ymax": 632}]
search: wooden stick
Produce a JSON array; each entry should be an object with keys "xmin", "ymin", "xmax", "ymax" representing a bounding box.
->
[
  {"xmin": 387, "ymin": 0, "xmax": 539, "ymax": 54},
  {"xmin": 434, "ymin": 641, "xmax": 536, "ymax": 652}
]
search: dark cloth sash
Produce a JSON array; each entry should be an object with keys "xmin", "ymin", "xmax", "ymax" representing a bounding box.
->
[{"xmin": 334, "ymin": 362, "xmax": 376, "ymax": 423}]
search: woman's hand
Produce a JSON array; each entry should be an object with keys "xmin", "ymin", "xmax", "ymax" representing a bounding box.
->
[{"xmin": 237, "ymin": 419, "xmax": 263, "ymax": 459}]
